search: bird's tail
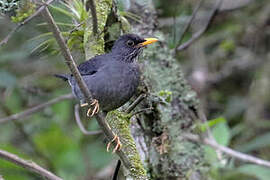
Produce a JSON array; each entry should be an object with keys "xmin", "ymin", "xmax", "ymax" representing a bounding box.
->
[{"xmin": 54, "ymin": 74, "xmax": 69, "ymax": 81}]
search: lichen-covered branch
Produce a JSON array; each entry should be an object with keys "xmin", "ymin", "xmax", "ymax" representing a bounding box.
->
[{"xmin": 106, "ymin": 111, "xmax": 148, "ymax": 180}]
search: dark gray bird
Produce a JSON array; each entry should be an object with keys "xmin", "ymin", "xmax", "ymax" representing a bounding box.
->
[{"xmin": 55, "ymin": 34, "xmax": 158, "ymax": 115}]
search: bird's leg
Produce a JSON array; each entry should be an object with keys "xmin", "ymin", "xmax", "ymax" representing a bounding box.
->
[
  {"xmin": 81, "ymin": 103, "xmax": 88, "ymax": 107},
  {"xmin": 80, "ymin": 99, "xmax": 100, "ymax": 117},
  {"xmin": 106, "ymin": 132, "xmax": 122, "ymax": 153}
]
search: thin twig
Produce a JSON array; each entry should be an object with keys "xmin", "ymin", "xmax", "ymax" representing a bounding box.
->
[
  {"xmin": 131, "ymin": 107, "xmax": 153, "ymax": 117},
  {"xmin": 86, "ymin": 0, "xmax": 98, "ymax": 35},
  {"xmin": 74, "ymin": 104, "xmax": 102, "ymax": 135},
  {"xmin": 111, "ymin": 160, "xmax": 121, "ymax": 180},
  {"xmin": 184, "ymin": 133, "xmax": 270, "ymax": 168},
  {"xmin": 0, "ymin": 93, "xmax": 73, "ymax": 124},
  {"xmin": 176, "ymin": 0, "xmax": 223, "ymax": 51},
  {"xmin": 0, "ymin": 149, "xmax": 62, "ymax": 180},
  {"xmin": 41, "ymin": 7, "xmax": 133, "ymax": 170},
  {"xmin": 176, "ymin": 0, "xmax": 204, "ymax": 47},
  {"xmin": 125, "ymin": 94, "xmax": 146, "ymax": 114},
  {"xmin": 0, "ymin": 0, "xmax": 55, "ymax": 47}
]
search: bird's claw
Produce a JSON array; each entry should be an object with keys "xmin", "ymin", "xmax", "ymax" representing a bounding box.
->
[
  {"xmin": 81, "ymin": 99, "xmax": 100, "ymax": 117},
  {"xmin": 107, "ymin": 134, "xmax": 122, "ymax": 153}
]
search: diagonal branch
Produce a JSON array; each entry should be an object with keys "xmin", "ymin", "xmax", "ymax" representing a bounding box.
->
[
  {"xmin": 41, "ymin": 7, "xmax": 135, "ymax": 172},
  {"xmin": 0, "ymin": 0, "xmax": 55, "ymax": 47},
  {"xmin": 0, "ymin": 93, "xmax": 73, "ymax": 124},
  {"xmin": 176, "ymin": 0, "xmax": 204, "ymax": 48},
  {"xmin": 184, "ymin": 133, "xmax": 270, "ymax": 168},
  {"xmin": 42, "ymin": 8, "xmax": 93, "ymax": 102},
  {"xmin": 0, "ymin": 149, "xmax": 62, "ymax": 180},
  {"xmin": 176, "ymin": 0, "xmax": 223, "ymax": 51}
]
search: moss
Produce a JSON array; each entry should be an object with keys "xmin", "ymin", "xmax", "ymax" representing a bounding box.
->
[
  {"xmin": 84, "ymin": 0, "xmax": 113, "ymax": 59},
  {"xmin": 10, "ymin": 0, "xmax": 36, "ymax": 23},
  {"xmin": 106, "ymin": 111, "xmax": 148, "ymax": 179},
  {"xmin": 141, "ymin": 33, "xmax": 205, "ymax": 179}
]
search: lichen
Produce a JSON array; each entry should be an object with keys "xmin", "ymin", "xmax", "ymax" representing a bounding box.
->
[
  {"xmin": 140, "ymin": 33, "xmax": 206, "ymax": 179},
  {"xmin": 106, "ymin": 111, "xmax": 148, "ymax": 180},
  {"xmin": 84, "ymin": 0, "xmax": 113, "ymax": 59}
]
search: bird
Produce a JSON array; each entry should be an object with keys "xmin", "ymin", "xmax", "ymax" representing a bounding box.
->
[
  {"xmin": 55, "ymin": 34, "xmax": 158, "ymax": 152},
  {"xmin": 56, "ymin": 34, "xmax": 158, "ymax": 115}
]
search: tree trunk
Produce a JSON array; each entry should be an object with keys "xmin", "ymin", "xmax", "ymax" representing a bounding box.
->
[{"xmin": 127, "ymin": 1, "xmax": 208, "ymax": 179}]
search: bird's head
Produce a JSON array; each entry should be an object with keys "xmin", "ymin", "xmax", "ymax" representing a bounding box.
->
[{"xmin": 111, "ymin": 34, "xmax": 158, "ymax": 63}]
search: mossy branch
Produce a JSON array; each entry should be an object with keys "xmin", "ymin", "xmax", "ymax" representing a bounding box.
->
[{"xmin": 106, "ymin": 111, "xmax": 148, "ymax": 180}]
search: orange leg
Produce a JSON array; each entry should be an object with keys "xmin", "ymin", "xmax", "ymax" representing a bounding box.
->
[
  {"xmin": 81, "ymin": 99, "xmax": 100, "ymax": 117},
  {"xmin": 106, "ymin": 133, "xmax": 122, "ymax": 153}
]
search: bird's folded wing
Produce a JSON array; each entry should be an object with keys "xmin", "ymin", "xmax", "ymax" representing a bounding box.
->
[{"xmin": 77, "ymin": 56, "xmax": 105, "ymax": 76}]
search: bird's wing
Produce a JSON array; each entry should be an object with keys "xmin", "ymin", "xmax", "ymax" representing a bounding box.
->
[{"xmin": 77, "ymin": 55, "xmax": 106, "ymax": 76}]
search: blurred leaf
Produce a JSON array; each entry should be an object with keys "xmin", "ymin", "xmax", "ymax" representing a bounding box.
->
[
  {"xmin": 237, "ymin": 164, "xmax": 270, "ymax": 180},
  {"xmin": 199, "ymin": 117, "xmax": 226, "ymax": 132},
  {"xmin": 51, "ymin": 100, "xmax": 72, "ymax": 123},
  {"xmin": 212, "ymin": 120, "xmax": 231, "ymax": 146},
  {"xmin": 50, "ymin": 5, "xmax": 75, "ymax": 19},
  {"xmin": 237, "ymin": 132, "xmax": 270, "ymax": 153},
  {"xmin": 117, "ymin": 0, "xmax": 131, "ymax": 11},
  {"xmin": 56, "ymin": 148, "xmax": 85, "ymax": 180},
  {"xmin": 4, "ymin": 89, "xmax": 23, "ymax": 113},
  {"xmin": 219, "ymin": 39, "xmax": 235, "ymax": 53},
  {"xmin": 204, "ymin": 145, "xmax": 218, "ymax": 165},
  {"xmin": 86, "ymin": 141, "xmax": 114, "ymax": 169},
  {"xmin": 0, "ymin": 50, "xmax": 28, "ymax": 63},
  {"xmin": 0, "ymin": 70, "xmax": 16, "ymax": 88},
  {"xmin": 230, "ymin": 124, "xmax": 245, "ymax": 138},
  {"xmin": 33, "ymin": 124, "xmax": 75, "ymax": 160}
]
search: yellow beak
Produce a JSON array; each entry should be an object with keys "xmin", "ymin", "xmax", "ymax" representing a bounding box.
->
[{"xmin": 139, "ymin": 38, "xmax": 158, "ymax": 47}]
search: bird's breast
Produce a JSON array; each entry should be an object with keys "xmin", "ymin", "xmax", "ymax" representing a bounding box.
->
[{"xmin": 89, "ymin": 62, "xmax": 140, "ymax": 111}]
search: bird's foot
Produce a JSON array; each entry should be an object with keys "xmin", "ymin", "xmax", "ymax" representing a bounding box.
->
[
  {"xmin": 107, "ymin": 133, "xmax": 122, "ymax": 153},
  {"xmin": 81, "ymin": 99, "xmax": 100, "ymax": 117}
]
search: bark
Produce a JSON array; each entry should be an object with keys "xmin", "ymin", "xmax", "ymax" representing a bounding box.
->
[{"xmin": 127, "ymin": 1, "xmax": 208, "ymax": 179}]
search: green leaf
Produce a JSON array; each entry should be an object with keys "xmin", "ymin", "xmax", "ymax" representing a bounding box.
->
[
  {"xmin": 212, "ymin": 121, "xmax": 231, "ymax": 146},
  {"xmin": 237, "ymin": 164, "xmax": 270, "ymax": 180},
  {"xmin": 198, "ymin": 117, "xmax": 226, "ymax": 132},
  {"xmin": 49, "ymin": 5, "xmax": 75, "ymax": 19},
  {"xmin": 33, "ymin": 124, "xmax": 75, "ymax": 160},
  {"xmin": 204, "ymin": 145, "xmax": 218, "ymax": 164}
]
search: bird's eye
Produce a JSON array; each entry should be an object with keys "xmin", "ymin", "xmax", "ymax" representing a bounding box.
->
[{"xmin": 127, "ymin": 40, "xmax": 135, "ymax": 47}]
